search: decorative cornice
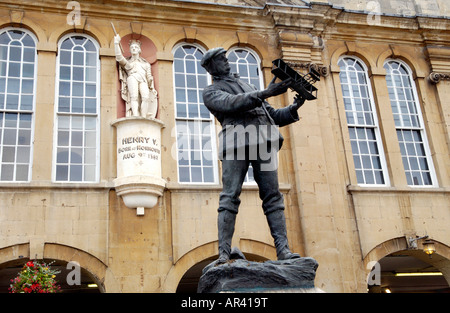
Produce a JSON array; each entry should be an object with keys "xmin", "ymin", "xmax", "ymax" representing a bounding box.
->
[
  {"xmin": 428, "ymin": 72, "xmax": 450, "ymax": 84},
  {"xmin": 286, "ymin": 61, "xmax": 329, "ymax": 77}
]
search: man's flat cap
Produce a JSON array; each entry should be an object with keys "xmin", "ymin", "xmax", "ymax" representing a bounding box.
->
[{"xmin": 201, "ymin": 47, "xmax": 227, "ymax": 67}]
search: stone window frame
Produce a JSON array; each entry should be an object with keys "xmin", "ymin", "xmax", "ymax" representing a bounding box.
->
[
  {"xmin": 338, "ymin": 56, "xmax": 390, "ymax": 186},
  {"xmin": 384, "ymin": 59, "xmax": 438, "ymax": 187},
  {"xmin": 0, "ymin": 27, "xmax": 37, "ymax": 182},
  {"xmin": 52, "ymin": 33, "xmax": 100, "ymax": 183},
  {"xmin": 172, "ymin": 43, "xmax": 219, "ymax": 184}
]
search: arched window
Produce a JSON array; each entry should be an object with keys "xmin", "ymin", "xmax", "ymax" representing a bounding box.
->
[
  {"xmin": 53, "ymin": 34, "xmax": 100, "ymax": 182},
  {"xmin": 226, "ymin": 48, "xmax": 264, "ymax": 183},
  {"xmin": 173, "ymin": 44, "xmax": 217, "ymax": 184},
  {"xmin": 338, "ymin": 56, "xmax": 389, "ymax": 186},
  {"xmin": 227, "ymin": 48, "xmax": 264, "ymax": 90},
  {"xmin": 384, "ymin": 60, "xmax": 436, "ymax": 186},
  {"xmin": 0, "ymin": 28, "xmax": 37, "ymax": 181}
]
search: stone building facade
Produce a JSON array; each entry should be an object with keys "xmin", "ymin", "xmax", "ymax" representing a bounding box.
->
[{"xmin": 0, "ymin": 0, "xmax": 449, "ymax": 293}]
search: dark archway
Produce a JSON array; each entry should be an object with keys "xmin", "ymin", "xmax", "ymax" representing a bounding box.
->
[
  {"xmin": 0, "ymin": 258, "xmax": 101, "ymax": 293},
  {"xmin": 176, "ymin": 253, "xmax": 269, "ymax": 293},
  {"xmin": 370, "ymin": 250, "xmax": 450, "ymax": 293}
]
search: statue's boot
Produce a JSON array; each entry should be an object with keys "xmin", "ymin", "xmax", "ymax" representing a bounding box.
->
[
  {"xmin": 217, "ymin": 210, "xmax": 236, "ymax": 264},
  {"xmin": 266, "ymin": 209, "xmax": 301, "ymax": 260}
]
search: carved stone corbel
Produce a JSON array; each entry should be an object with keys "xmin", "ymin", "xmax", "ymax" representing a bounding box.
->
[
  {"xmin": 428, "ymin": 72, "xmax": 450, "ymax": 84},
  {"xmin": 285, "ymin": 61, "xmax": 329, "ymax": 77}
]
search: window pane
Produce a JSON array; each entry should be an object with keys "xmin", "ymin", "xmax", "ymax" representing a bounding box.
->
[
  {"xmin": 72, "ymin": 82, "xmax": 83, "ymax": 96},
  {"xmin": 85, "ymin": 67, "xmax": 96, "ymax": 82},
  {"xmin": 4, "ymin": 128, "xmax": 17, "ymax": 145},
  {"xmin": 86, "ymin": 52, "xmax": 97, "ymax": 66},
  {"xmin": 191, "ymin": 167, "xmax": 202, "ymax": 182},
  {"xmin": 70, "ymin": 165, "xmax": 82, "ymax": 181},
  {"xmin": 23, "ymin": 47, "xmax": 35, "ymax": 62},
  {"xmin": 8, "ymin": 62, "xmax": 20, "ymax": 77},
  {"xmin": 59, "ymin": 81, "xmax": 70, "ymax": 96},
  {"xmin": 60, "ymin": 50, "xmax": 71, "ymax": 64},
  {"xmin": 4, "ymin": 113, "xmax": 17, "ymax": 127},
  {"xmin": 85, "ymin": 117, "xmax": 96, "ymax": 130},
  {"xmin": 18, "ymin": 129, "xmax": 31, "ymax": 145},
  {"xmin": 6, "ymin": 94, "xmax": 18, "ymax": 110},
  {"xmin": 73, "ymin": 51, "xmax": 84, "ymax": 65},
  {"xmin": 85, "ymin": 98, "xmax": 96, "ymax": 114},
  {"xmin": 17, "ymin": 146, "xmax": 30, "ymax": 163},
  {"xmin": 85, "ymin": 84, "xmax": 96, "ymax": 97},
  {"xmin": 72, "ymin": 97, "xmax": 83, "ymax": 113},
  {"xmin": 1, "ymin": 164, "xmax": 13, "ymax": 180},
  {"xmin": 57, "ymin": 148, "xmax": 69, "ymax": 163},
  {"xmin": 59, "ymin": 97, "xmax": 70, "ymax": 112},
  {"xmin": 15, "ymin": 164, "xmax": 28, "ymax": 181},
  {"xmin": 20, "ymin": 95, "xmax": 33, "ymax": 110},
  {"xmin": 85, "ymin": 131, "xmax": 96, "ymax": 148},
  {"xmin": 21, "ymin": 79, "xmax": 33, "ymax": 93},
  {"xmin": 9, "ymin": 46, "xmax": 21, "ymax": 61},
  {"xmin": 73, "ymin": 67, "xmax": 83, "ymax": 81},
  {"xmin": 178, "ymin": 166, "xmax": 190, "ymax": 182},
  {"xmin": 84, "ymin": 165, "xmax": 96, "ymax": 181},
  {"xmin": 71, "ymin": 131, "xmax": 83, "ymax": 146},
  {"xmin": 58, "ymin": 131, "xmax": 70, "ymax": 146},
  {"xmin": 2, "ymin": 146, "xmax": 15, "ymax": 162},
  {"xmin": 374, "ymin": 170, "xmax": 384, "ymax": 184},
  {"xmin": 7, "ymin": 78, "xmax": 20, "ymax": 93},
  {"xmin": 84, "ymin": 148, "xmax": 96, "ymax": 163},
  {"xmin": 203, "ymin": 167, "xmax": 214, "ymax": 183},
  {"xmin": 71, "ymin": 148, "xmax": 82, "ymax": 163}
]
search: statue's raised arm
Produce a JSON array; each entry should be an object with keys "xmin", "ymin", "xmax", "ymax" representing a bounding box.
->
[{"xmin": 114, "ymin": 34, "xmax": 128, "ymax": 67}]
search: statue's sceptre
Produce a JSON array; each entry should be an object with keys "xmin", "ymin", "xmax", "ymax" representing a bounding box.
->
[{"xmin": 111, "ymin": 22, "xmax": 124, "ymax": 54}]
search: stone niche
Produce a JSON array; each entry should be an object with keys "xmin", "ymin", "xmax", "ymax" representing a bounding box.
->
[{"xmin": 112, "ymin": 32, "xmax": 165, "ymax": 215}]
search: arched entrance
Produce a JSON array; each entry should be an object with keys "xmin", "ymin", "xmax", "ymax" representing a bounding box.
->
[
  {"xmin": 365, "ymin": 238, "xmax": 450, "ymax": 293},
  {"xmin": 372, "ymin": 250, "xmax": 450, "ymax": 293},
  {"xmin": 0, "ymin": 258, "xmax": 101, "ymax": 293},
  {"xmin": 0, "ymin": 243, "xmax": 108, "ymax": 293},
  {"xmin": 176, "ymin": 252, "xmax": 270, "ymax": 293}
]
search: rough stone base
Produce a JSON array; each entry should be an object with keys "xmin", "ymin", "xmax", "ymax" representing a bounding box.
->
[{"xmin": 197, "ymin": 248, "xmax": 319, "ymax": 293}]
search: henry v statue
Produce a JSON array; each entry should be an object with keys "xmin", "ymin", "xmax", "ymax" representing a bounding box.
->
[{"xmin": 114, "ymin": 34, "xmax": 158, "ymax": 118}]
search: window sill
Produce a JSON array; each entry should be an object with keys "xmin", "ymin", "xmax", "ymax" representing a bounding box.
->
[
  {"xmin": 347, "ymin": 184, "xmax": 449, "ymax": 194},
  {"xmin": 0, "ymin": 180, "xmax": 114, "ymax": 190},
  {"xmin": 166, "ymin": 182, "xmax": 292, "ymax": 192}
]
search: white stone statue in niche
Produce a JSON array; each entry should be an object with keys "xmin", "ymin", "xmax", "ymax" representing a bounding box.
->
[{"xmin": 114, "ymin": 34, "xmax": 158, "ymax": 118}]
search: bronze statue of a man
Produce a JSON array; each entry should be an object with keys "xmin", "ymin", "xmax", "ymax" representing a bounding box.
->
[{"xmin": 201, "ymin": 48, "xmax": 305, "ymax": 263}]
